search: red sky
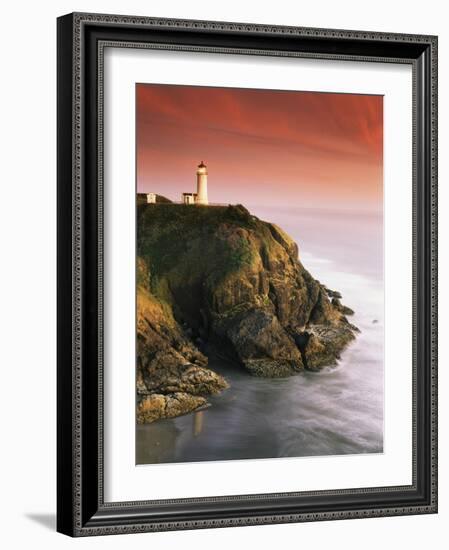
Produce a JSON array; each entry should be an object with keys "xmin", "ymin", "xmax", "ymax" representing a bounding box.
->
[{"xmin": 136, "ymin": 84, "xmax": 383, "ymax": 211}]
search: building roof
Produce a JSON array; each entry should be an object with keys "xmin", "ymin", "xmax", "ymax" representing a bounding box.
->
[{"xmin": 198, "ymin": 160, "xmax": 206, "ymax": 168}]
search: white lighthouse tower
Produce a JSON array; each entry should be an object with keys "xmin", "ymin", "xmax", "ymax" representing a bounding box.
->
[{"xmin": 196, "ymin": 161, "xmax": 209, "ymax": 205}]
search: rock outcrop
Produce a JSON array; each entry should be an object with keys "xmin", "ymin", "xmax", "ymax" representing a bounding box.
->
[
  {"xmin": 136, "ymin": 202, "xmax": 357, "ymax": 422},
  {"xmin": 136, "ymin": 260, "xmax": 228, "ymax": 424}
]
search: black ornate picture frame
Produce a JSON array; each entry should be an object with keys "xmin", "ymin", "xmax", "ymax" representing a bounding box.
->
[{"xmin": 57, "ymin": 12, "xmax": 438, "ymax": 536}]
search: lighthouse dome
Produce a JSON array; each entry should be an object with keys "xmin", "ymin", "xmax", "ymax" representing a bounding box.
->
[{"xmin": 197, "ymin": 161, "xmax": 207, "ymax": 175}]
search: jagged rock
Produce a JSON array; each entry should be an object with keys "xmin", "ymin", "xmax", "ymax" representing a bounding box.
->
[
  {"xmin": 136, "ymin": 265, "xmax": 228, "ymax": 423},
  {"xmin": 136, "ymin": 202, "xmax": 358, "ymax": 421},
  {"xmin": 294, "ymin": 322, "xmax": 357, "ymax": 371},
  {"xmin": 214, "ymin": 308, "xmax": 303, "ymax": 376},
  {"xmin": 137, "ymin": 392, "xmax": 207, "ymax": 424},
  {"xmin": 325, "ymin": 287, "xmax": 342, "ymax": 299},
  {"xmin": 140, "ymin": 348, "xmax": 228, "ymax": 396},
  {"xmin": 300, "ymin": 332, "xmax": 334, "ymax": 371},
  {"xmin": 331, "ymin": 297, "xmax": 354, "ymax": 316}
]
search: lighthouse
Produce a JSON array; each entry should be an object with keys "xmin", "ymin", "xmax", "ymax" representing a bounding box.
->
[{"xmin": 195, "ymin": 161, "xmax": 209, "ymax": 205}]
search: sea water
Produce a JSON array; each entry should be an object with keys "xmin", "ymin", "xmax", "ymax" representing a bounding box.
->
[{"xmin": 136, "ymin": 206, "xmax": 384, "ymax": 464}]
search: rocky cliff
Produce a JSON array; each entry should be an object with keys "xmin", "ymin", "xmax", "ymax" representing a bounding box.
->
[{"xmin": 136, "ymin": 202, "xmax": 358, "ymax": 423}]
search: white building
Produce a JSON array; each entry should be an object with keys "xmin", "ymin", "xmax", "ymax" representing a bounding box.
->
[
  {"xmin": 182, "ymin": 192, "xmax": 197, "ymax": 205},
  {"xmin": 147, "ymin": 162, "xmax": 209, "ymax": 206},
  {"xmin": 181, "ymin": 161, "xmax": 209, "ymax": 205},
  {"xmin": 195, "ymin": 161, "xmax": 209, "ymax": 205}
]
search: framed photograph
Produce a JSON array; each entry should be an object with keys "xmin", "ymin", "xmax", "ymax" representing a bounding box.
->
[{"xmin": 57, "ymin": 12, "xmax": 438, "ymax": 536}]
